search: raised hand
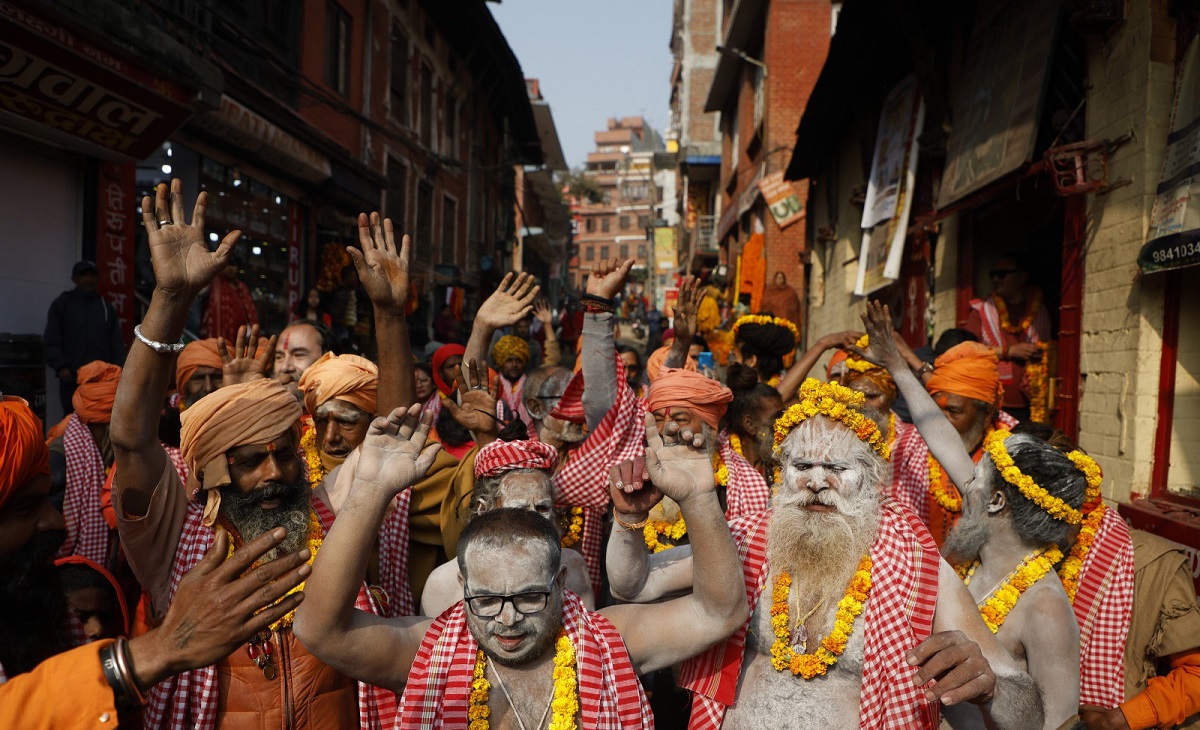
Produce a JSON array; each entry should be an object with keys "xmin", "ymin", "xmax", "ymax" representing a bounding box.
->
[
  {"xmin": 352, "ymin": 405, "xmax": 441, "ymax": 496},
  {"xmin": 642, "ymin": 413, "xmax": 716, "ymax": 504},
  {"xmin": 131, "ymin": 526, "xmax": 310, "ymax": 684},
  {"xmin": 349, "ymin": 212, "xmax": 411, "ymax": 313},
  {"xmin": 477, "ymin": 272, "xmax": 540, "ymax": 330},
  {"xmin": 908, "ymin": 630, "xmax": 997, "ymax": 707},
  {"xmin": 532, "ymin": 299, "xmax": 554, "ymax": 327},
  {"xmin": 219, "ymin": 324, "xmax": 277, "ymax": 385},
  {"xmin": 609, "ymin": 456, "xmax": 663, "ymax": 518},
  {"xmin": 673, "ymin": 276, "xmax": 705, "ymax": 343},
  {"xmin": 141, "ymin": 179, "xmax": 242, "ymax": 299},
  {"xmin": 586, "ymin": 258, "xmax": 636, "ymax": 301},
  {"xmin": 856, "ymin": 300, "xmax": 904, "ymax": 370},
  {"xmin": 441, "ymin": 359, "xmax": 501, "ymax": 440}
]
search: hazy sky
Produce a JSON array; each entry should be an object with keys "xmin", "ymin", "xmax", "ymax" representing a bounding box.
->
[{"xmin": 489, "ymin": 1, "xmax": 674, "ymax": 169}]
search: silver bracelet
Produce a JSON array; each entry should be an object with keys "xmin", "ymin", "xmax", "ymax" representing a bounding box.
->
[{"xmin": 134, "ymin": 324, "xmax": 185, "ymax": 354}]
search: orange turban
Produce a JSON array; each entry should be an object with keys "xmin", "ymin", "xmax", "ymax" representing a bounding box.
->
[
  {"xmin": 180, "ymin": 378, "xmax": 303, "ymax": 526},
  {"xmin": 646, "ymin": 368, "xmax": 733, "ymax": 431},
  {"xmin": 0, "ymin": 396, "xmax": 49, "ymax": 507},
  {"xmin": 298, "ymin": 352, "xmax": 378, "ymax": 417},
  {"xmin": 176, "ymin": 339, "xmax": 223, "ymax": 390},
  {"xmin": 72, "ymin": 361, "xmax": 122, "ymax": 424},
  {"xmin": 926, "ymin": 342, "xmax": 1004, "ymax": 408},
  {"xmin": 826, "ymin": 350, "xmax": 849, "ymax": 380},
  {"xmin": 646, "ymin": 345, "xmax": 698, "ymax": 383}
]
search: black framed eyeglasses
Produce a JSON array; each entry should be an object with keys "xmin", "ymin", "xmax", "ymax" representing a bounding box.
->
[{"xmin": 464, "ymin": 578, "xmax": 557, "ymax": 618}]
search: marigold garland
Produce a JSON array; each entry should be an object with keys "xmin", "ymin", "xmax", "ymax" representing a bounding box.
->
[
  {"xmin": 928, "ymin": 454, "xmax": 962, "ymax": 514},
  {"xmin": 1058, "ymin": 450, "xmax": 1105, "ymax": 603},
  {"xmin": 770, "ymin": 554, "xmax": 873, "ymax": 679},
  {"xmin": 995, "ymin": 289, "xmax": 1043, "ymax": 335},
  {"xmin": 845, "ymin": 335, "xmax": 876, "ymax": 373},
  {"xmin": 958, "ymin": 545, "xmax": 1063, "ymax": 633},
  {"xmin": 1025, "ymin": 342, "xmax": 1051, "ymax": 422},
  {"xmin": 643, "ymin": 451, "xmax": 728, "ymax": 552},
  {"xmin": 300, "ymin": 425, "xmax": 327, "ymax": 487},
  {"xmin": 468, "ymin": 632, "xmax": 579, "ymax": 730},
  {"xmin": 732, "ymin": 314, "xmax": 800, "ymax": 345},
  {"xmin": 773, "ymin": 379, "xmax": 890, "ymax": 461},
  {"xmin": 226, "ymin": 508, "xmax": 323, "ymax": 631},
  {"xmin": 886, "ymin": 412, "xmax": 896, "ymax": 449},
  {"xmin": 984, "ymin": 430, "xmax": 1082, "ymax": 525},
  {"xmin": 559, "ymin": 507, "xmax": 584, "ymax": 549}
]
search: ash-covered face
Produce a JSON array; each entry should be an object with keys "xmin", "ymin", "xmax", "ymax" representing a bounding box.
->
[
  {"xmin": 313, "ymin": 398, "xmax": 372, "ymax": 460},
  {"xmin": 461, "ymin": 541, "xmax": 564, "ymax": 667},
  {"xmin": 942, "ymin": 456, "xmax": 994, "ymax": 564},
  {"xmin": 845, "ymin": 372, "xmax": 894, "ymax": 415},
  {"xmin": 495, "ymin": 471, "xmax": 556, "ymax": 521}
]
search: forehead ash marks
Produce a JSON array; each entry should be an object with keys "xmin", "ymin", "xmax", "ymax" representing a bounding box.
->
[
  {"xmin": 463, "ymin": 538, "xmax": 555, "ymax": 591},
  {"xmin": 779, "ymin": 417, "xmax": 865, "ymax": 466},
  {"xmin": 314, "ymin": 398, "xmax": 370, "ymax": 422}
]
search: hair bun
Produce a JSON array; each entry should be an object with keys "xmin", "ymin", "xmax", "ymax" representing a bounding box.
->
[{"xmin": 726, "ymin": 361, "xmax": 761, "ymax": 395}]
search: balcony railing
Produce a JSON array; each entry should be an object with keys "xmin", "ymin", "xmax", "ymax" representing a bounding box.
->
[{"xmin": 694, "ymin": 214, "xmax": 719, "ymax": 254}]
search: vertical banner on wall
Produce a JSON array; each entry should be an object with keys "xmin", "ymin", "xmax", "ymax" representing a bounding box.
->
[
  {"xmin": 287, "ymin": 201, "xmax": 302, "ymax": 317},
  {"xmin": 95, "ymin": 162, "xmax": 136, "ymax": 345}
]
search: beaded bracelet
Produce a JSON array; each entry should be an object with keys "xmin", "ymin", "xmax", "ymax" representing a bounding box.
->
[
  {"xmin": 583, "ymin": 293, "xmax": 615, "ymax": 314},
  {"xmin": 614, "ymin": 512, "xmax": 649, "ymax": 530}
]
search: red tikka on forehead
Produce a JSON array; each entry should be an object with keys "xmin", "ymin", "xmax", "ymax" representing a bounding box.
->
[
  {"xmin": 226, "ymin": 439, "xmax": 282, "ymax": 464},
  {"xmin": 279, "ymin": 332, "xmax": 290, "ymax": 352}
]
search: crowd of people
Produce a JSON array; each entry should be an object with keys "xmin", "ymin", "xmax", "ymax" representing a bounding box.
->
[{"xmin": 2, "ymin": 179, "xmax": 1198, "ymax": 729}]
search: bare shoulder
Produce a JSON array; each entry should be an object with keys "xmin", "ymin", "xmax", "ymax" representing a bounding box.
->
[
  {"xmin": 1019, "ymin": 580, "xmax": 1078, "ymax": 645},
  {"xmin": 420, "ymin": 560, "xmax": 463, "ymax": 617},
  {"xmin": 563, "ymin": 549, "xmax": 588, "ymax": 571}
]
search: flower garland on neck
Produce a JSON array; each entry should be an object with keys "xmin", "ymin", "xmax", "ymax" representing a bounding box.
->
[
  {"xmin": 928, "ymin": 454, "xmax": 961, "ymax": 513},
  {"xmin": 1058, "ymin": 450, "xmax": 1105, "ymax": 603},
  {"xmin": 559, "ymin": 507, "xmax": 584, "ymax": 549},
  {"xmin": 226, "ymin": 508, "xmax": 323, "ymax": 631},
  {"xmin": 468, "ymin": 631, "xmax": 579, "ymax": 730},
  {"xmin": 885, "ymin": 412, "xmax": 896, "ymax": 449},
  {"xmin": 984, "ymin": 430, "xmax": 1082, "ymax": 525},
  {"xmin": 957, "ymin": 545, "xmax": 1063, "ymax": 633},
  {"xmin": 1025, "ymin": 342, "xmax": 1051, "ymax": 422},
  {"xmin": 770, "ymin": 554, "xmax": 873, "ymax": 679},
  {"xmin": 299, "ymin": 426, "xmax": 327, "ymax": 487},
  {"xmin": 773, "ymin": 379, "xmax": 890, "ymax": 461},
  {"xmin": 995, "ymin": 289, "xmax": 1042, "ymax": 335},
  {"xmin": 643, "ymin": 450, "xmax": 727, "ymax": 552}
]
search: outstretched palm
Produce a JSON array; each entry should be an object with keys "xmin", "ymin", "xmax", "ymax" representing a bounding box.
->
[
  {"xmin": 478, "ymin": 272, "xmax": 539, "ymax": 329},
  {"xmin": 141, "ymin": 179, "xmax": 241, "ymax": 298},
  {"xmin": 350, "ymin": 212, "xmax": 411, "ymax": 312},
  {"xmin": 643, "ymin": 414, "xmax": 716, "ymax": 504},
  {"xmin": 353, "ymin": 406, "xmax": 441, "ymax": 497},
  {"xmin": 856, "ymin": 301, "xmax": 902, "ymax": 368}
]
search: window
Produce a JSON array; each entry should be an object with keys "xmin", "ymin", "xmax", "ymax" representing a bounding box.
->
[
  {"xmin": 585, "ymin": 218, "xmax": 595, "ymax": 233},
  {"xmin": 441, "ymin": 196, "xmax": 457, "ymax": 265},
  {"xmin": 599, "ymin": 245, "xmax": 610, "ymax": 260},
  {"xmin": 444, "ymin": 92, "xmax": 458, "ymax": 159},
  {"xmin": 619, "ymin": 215, "xmax": 630, "ymax": 230},
  {"xmin": 420, "ymin": 63, "xmax": 434, "ymax": 148},
  {"xmin": 619, "ymin": 243, "xmax": 629, "ymax": 258},
  {"xmin": 390, "ymin": 23, "xmax": 409, "ymax": 123},
  {"xmin": 324, "ymin": 1, "xmax": 351, "ymax": 97},
  {"xmin": 623, "ymin": 183, "xmax": 648, "ymax": 201},
  {"xmin": 601, "ymin": 217, "xmax": 610, "ymax": 233},
  {"xmin": 638, "ymin": 244, "xmax": 647, "ymax": 258},
  {"xmin": 416, "ymin": 180, "xmax": 434, "ymax": 265},
  {"xmin": 585, "ymin": 246, "xmax": 595, "ymax": 261},
  {"xmin": 386, "ymin": 160, "xmax": 407, "ymax": 232},
  {"xmin": 638, "ymin": 215, "xmax": 649, "ymax": 230}
]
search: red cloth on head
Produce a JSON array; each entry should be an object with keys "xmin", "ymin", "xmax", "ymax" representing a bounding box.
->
[
  {"xmin": 473, "ymin": 439, "xmax": 558, "ymax": 479},
  {"xmin": 646, "ymin": 368, "xmax": 732, "ymax": 430},
  {"xmin": 54, "ymin": 555, "xmax": 131, "ymax": 636},
  {"xmin": 0, "ymin": 396, "xmax": 49, "ymax": 507},
  {"xmin": 925, "ymin": 341, "xmax": 1004, "ymax": 408},
  {"xmin": 826, "ymin": 349, "xmax": 849, "ymax": 380},
  {"xmin": 431, "ymin": 344, "xmax": 465, "ymax": 396},
  {"xmin": 176, "ymin": 339, "xmax": 223, "ymax": 391},
  {"xmin": 72, "ymin": 361, "xmax": 121, "ymax": 424}
]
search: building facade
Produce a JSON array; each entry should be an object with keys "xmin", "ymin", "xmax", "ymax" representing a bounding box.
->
[{"xmin": 789, "ymin": 0, "xmax": 1200, "ymax": 562}]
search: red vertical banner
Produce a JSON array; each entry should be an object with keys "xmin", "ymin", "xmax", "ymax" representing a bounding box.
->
[
  {"xmin": 287, "ymin": 201, "xmax": 302, "ymax": 318},
  {"xmin": 95, "ymin": 162, "xmax": 136, "ymax": 345}
]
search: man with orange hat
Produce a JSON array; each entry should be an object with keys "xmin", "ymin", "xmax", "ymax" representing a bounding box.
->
[
  {"xmin": 108, "ymin": 179, "xmax": 401, "ymax": 728},
  {"xmin": 175, "ymin": 338, "xmax": 224, "ymax": 408},
  {"xmin": 0, "ymin": 394, "xmax": 312, "ymax": 727},
  {"xmin": 46, "ymin": 361, "xmax": 122, "ymax": 566},
  {"xmin": 889, "ymin": 338, "xmax": 1017, "ymax": 545}
]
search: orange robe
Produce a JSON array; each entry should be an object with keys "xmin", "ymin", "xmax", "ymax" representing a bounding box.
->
[
  {"xmin": 0, "ymin": 641, "xmax": 117, "ymax": 728},
  {"xmin": 1120, "ymin": 649, "xmax": 1200, "ymax": 729}
]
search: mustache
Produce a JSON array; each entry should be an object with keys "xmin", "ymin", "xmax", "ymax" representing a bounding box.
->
[
  {"xmin": 246, "ymin": 481, "xmax": 304, "ymax": 504},
  {"xmin": 777, "ymin": 488, "xmax": 843, "ymax": 511}
]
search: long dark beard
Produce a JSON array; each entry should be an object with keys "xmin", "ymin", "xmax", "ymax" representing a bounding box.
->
[
  {"xmin": 0, "ymin": 530, "xmax": 70, "ymax": 676},
  {"xmin": 220, "ymin": 480, "xmax": 311, "ymax": 562}
]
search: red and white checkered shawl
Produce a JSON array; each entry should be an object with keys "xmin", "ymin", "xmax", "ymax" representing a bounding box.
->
[
  {"xmin": 143, "ymin": 494, "xmax": 395, "ymax": 730},
  {"xmin": 719, "ymin": 437, "xmax": 770, "ymax": 520},
  {"xmin": 890, "ymin": 412, "xmax": 1019, "ymax": 528},
  {"xmin": 554, "ymin": 378, "xmax": 646, "ymax": 595},
  {"xmin": 398, "ymin": 590, "xmax": 651, "ymax": 729},
  {"xmin": 497, "ymin": 373, "xmax": 536, "ymax": 434},
  {"xmin": 680, "ymin": 501, "xmax": 941, "ymax": 729},
  {"xmin": 163, "ymin": 444, "xmax": 190, "ymax": 486},
  {"xmin": 1074, "ymin": 507, "xmax": 1135, "ymax": 707},
  {"xmin": 969, "ymin": 296, "xmax": 1051, "ymax": 388},
  {"xmin": 57, "ymin": 414, "xmax": 112, "ymax": 565}
]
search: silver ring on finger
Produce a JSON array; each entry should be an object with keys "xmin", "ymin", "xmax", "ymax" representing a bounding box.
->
[
  {"xmin": 157, "ymin": 220, "xmax": 172, "ymax": 226},
  {"xmin": 472, "ymin": 385, "xmax": 488, "ymax": 391}
]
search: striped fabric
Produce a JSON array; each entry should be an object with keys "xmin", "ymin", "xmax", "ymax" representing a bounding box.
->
[
  {"xmin": 1075, "ymin": 507, "xmax": 1135, "ymax": 707},
  {"xmin": 681, "ymin": 501, "xmax": 941, "ymax": 729},
  {"xmin": 143, "ymin": 494, "xmax": 394, "ymax": 729},
  {"xmin": 398, "ymin": 591, "xmax": 651, "ymax": 729},
  {"xmin": 720, "ymin": 437, "xmax": 770, "ymax": 520},
  {"xmin": 554, "ymin": 371, "xmax": 646, "ymax": 595},
  {"xmin": 57, "ymin": 414, "xmax": 112, "ymax": 566},
  {"xmin": 969, "ymin": 296, "xmax": 1051, "ymax": 389}
]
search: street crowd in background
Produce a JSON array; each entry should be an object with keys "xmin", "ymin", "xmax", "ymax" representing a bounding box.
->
[{"xmin": 2, "ymin": 180, "xmax": 1198, "ymax": 729}]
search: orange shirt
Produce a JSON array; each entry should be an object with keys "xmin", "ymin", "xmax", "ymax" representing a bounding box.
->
[
  {"xmin": 0, "ymin": 641, "xmax": 118, "ymax": 728},
  {"xmin": 1120, "ymin": 649, "xmax": 1200, "ymax": 730}
]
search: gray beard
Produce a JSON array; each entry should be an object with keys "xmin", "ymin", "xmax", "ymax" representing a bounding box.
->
[
  {"xmin": 219, "ymin": 479, "xmax": 311, "ymax": 562},
  {"xmin": 943, "ymin": 496, "xmax": 989, "ymax": 564}
]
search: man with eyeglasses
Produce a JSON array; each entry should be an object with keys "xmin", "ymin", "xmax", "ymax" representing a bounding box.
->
[
  {"xmin": 966, "ymin": 256, "xmax": 1052, "ymax": 423},
  {"xmin": 294, "ymin": 404, "xmax": 748, "ymax": 729}
]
